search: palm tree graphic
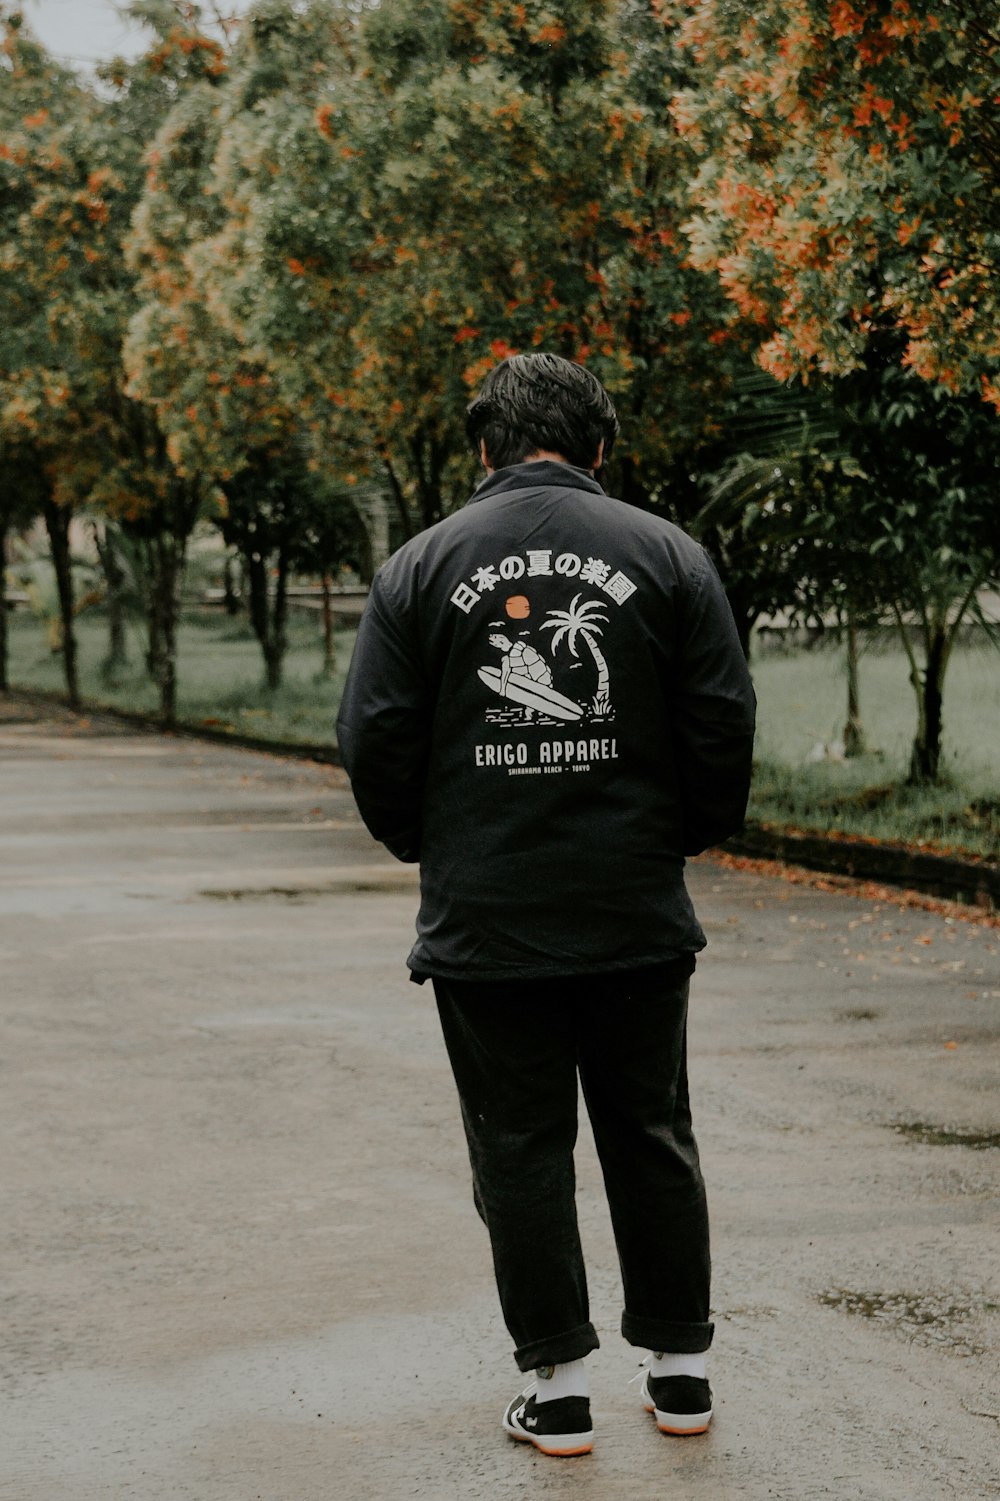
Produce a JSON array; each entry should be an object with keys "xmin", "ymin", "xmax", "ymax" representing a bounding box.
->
[{"xmin": 541, "ymin": 594, "xmax": 612, "ymax": 717}]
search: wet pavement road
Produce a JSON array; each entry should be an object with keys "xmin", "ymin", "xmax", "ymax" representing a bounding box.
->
[{"xmin": 1, "ymin": 696, "xmax": 998, "ymax": 1500}]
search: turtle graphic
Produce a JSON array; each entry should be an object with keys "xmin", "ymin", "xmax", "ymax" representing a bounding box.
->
[
  {"xmin": 480, "ymin": 632, "xmax": 584, "ymax": 723},
  {"xmin": 489, "ymin": 633, "xmax": 553, "ymax": 696}
]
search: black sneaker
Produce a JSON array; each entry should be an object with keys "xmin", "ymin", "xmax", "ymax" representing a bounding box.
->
[
  {"xmin": 639, "ymin": 1370, "xmax": 713, "ymax": 1436},
  {"xmin": 502, "ymin": 1381, "xmax": 594, "ymax": 1457}
]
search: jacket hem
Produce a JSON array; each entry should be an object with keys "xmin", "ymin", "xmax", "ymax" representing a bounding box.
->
[{"xmin": 407, "ymin": 945, "xmax": 703, "ymax": 985}]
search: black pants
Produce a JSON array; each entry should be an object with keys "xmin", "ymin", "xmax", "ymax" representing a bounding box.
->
[{"xmin": 433, "ymin": 957, "xmax": 713, "ymax": 1373}]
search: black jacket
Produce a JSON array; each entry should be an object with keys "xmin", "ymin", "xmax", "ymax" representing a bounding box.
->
[{"xmin": 337, "ymin": 460, "xmax": 756, "ymax": 981}]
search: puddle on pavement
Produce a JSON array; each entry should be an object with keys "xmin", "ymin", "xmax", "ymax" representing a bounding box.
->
[
  {"xmin": 200, "ymin": 880, "xmax": 414, "ymax": 901},
  {"xmin": 818, "ymin": 1289, "xmax": 986, "ymax": 1354},
  {"xmin": 717, "ymin": 1304, "xmax": 780, "ymax": 1322},
  {"xmin": 892, "ymin": 1121, "xmax": 1000, "ymax": 1150},
  {"xmin": 202, "ymin": 886, "xmax": 329, "ymax": 902}
]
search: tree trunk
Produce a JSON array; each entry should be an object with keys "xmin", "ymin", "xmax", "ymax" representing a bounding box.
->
[
  {"xmin": 120, "ymin": 471, "xmax": 199, "ymax": 729},
  {"xmin": 156, "ymin": 561, "xmax": 179, "ymax": 730},
  {"xmin": 93, "ymin": 521, "xmax": 129, "ymax": 683},
  {"xmin": 145, "ymin": 534, "xmax": 183, "ymax": 729},
  {"xmin": 716, "ymin": 573, "xmax": 757, "ymax": 663},
  {"xmin": 145, "ymin": 604, "xmax": 161, "ymax": 682},
  {"xmin": 908, "ymin": 626, "xmax": 947, "ymax": 785},
  {"xmin": 0, "ymin": 518, "xmax": 8, "ymax": 693},
  {"xmin": 354, "ymin": 488, "xmax": 392, "ymax": 576},
  {"xmin": 42, "ymin": 495, "xmax": 80, "ymax": 709},
  {"xmin": 409, "ymin": 428, "xmax": 445, "ymax": 531},
  {"xmin": 615, "ymin": 454, "xmax": 649, "ymax": 511},
  {"xmin": 246, "ymin": 547, "xmax": 270, "ymax": 674},
  {"xmin": 105, "ymin": 578, "xmax": 129, "ymax": 682},
  {"xmin": 266, "ymin": 542, "xmax": 289, "ymax": 691},
  {"xmin": 586, "ymin": 635, "xmax": 612, "ymax": 715},
  {"xmin": 245, "ymin": 541, "xmax": 290, "ymax": 691},
  {"xmin": 222, "ymin": 552, "xmax": 240, "ymax": 615},
  {"xmin": 733, "ymin": 606, "xmax": 755, "ymax": 665},
  {"xmin": 378, "ymin": 459, "xmax": 415, "ymax": 550},
  {"xmin": 843, "ymin": 617, "xmax": 864, "ymax": 757},
  {"xmin": 320, "ymin": 572, "xmax": 336, "ymax": 678}
]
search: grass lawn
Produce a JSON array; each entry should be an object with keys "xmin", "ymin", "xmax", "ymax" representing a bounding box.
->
[
  {"xmin": 6, "ymin": 607, "xmax": 355, "ymax": 748},
  {"xmin": 7, "ymin": 608, "xmax": 999, "ymax": 860},
  {"xmin": 750, "ymin": 635, "xmax": 1000, "ymax": 860}
]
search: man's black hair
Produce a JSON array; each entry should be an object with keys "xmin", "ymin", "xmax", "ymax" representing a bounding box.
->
[{"xmin": 465, "ymin": 352, "xmax": 620, "ymax": 471}]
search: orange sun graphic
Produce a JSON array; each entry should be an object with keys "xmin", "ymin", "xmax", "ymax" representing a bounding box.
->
[{"xmin": 505, "ymin": 595, "xmax": 530, "ymax": 620}]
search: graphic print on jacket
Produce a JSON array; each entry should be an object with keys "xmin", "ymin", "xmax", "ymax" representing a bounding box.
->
[
  {"xmin": 449, "ymin": 542, "xmax": 635, "ymax": 768},
  {"xmin": 481, "ymin": 592, "xmax": 613, "ymax": 727}
]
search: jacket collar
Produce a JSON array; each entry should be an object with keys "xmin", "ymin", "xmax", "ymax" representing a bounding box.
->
[{"xmin": 469, "ymin": 460, "xmax": 606, "ymax": 504}]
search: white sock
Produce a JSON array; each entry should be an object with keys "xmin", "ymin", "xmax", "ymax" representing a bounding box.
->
[
  {"xmin": 534, "ymin": 1358, "xmax": 589, "ymax": 1403},
  {"xmin": 649, "ymin": 1350, "xmax": 706, "ymax": 1379}
]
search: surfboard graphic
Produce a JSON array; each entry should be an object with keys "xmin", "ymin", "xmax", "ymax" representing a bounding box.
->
[{"xmin": 478, "ymin": 665, "xmax": 584, "ymax": 721}]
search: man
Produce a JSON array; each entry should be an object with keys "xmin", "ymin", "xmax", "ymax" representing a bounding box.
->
[{"xmin": 336, "ymin": 353, "xmax": 756, "ymax": 1458}]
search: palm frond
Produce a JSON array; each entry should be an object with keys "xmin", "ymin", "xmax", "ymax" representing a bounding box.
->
[
  {"xmin": 724, "ymin": 366, "xmax": 846, "ymax": 459},
  {"xmin": 697, "ymin": 366, "xmax": 861, "ymax": 531}
]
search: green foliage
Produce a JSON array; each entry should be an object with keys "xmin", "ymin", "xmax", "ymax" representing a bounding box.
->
[
  {"xmin": 3, "ymin": 0, "xmax": 998, "ymax": 799},
  {"xmin": 0, "ymin": 4, "xmax": 231, "ymax": 717},
  {"xmin": 699, "ymin": 357, "xmax": 1000, "ymax": 635},
  {"xmin": 750, "ymin": 758, "xmax": 1000, "ymax": 861},
  {"xmin": 133, "ymin": 0, "xmax": 740, "ymax": 534}
]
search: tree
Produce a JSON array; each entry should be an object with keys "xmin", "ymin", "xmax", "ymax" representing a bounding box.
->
[
  {"xmin": 90, "ymin": 518, "xmax": 136, "ymax": 684},
  {"xmin": 183, "ymin": 0, "xmax": 741, "ymax": 539},
  {"xmin": 541, "ymin": 596, "xmax": 612, "ymax": 715},
  {"xmin": 290, "ymin": 483, "xmax": 367, "ymax": 679},
  {"xmin": 96, "ymin": 3, "xmax": 234, "ymax": 723},
  {"xmin": 689, "ymin": 362, "xmax": 873, "ymax": 663},
  {"xmin": 698, "ymin": 358, "xmax": 1000, "ymax": 783},
  {"xmin": 0, "ymin": 14, "xmax": 97, "ymax": 705},
  {"xmin": 213, "ymin": 445, "xmax": 302, "ymax": 689},
  {"xmin": 665, "ymin": 0, "xmax": 1000, "ymax": 404},
  {"xmin": 0, "ymin": 440, "xmax": 47, "ymax": 691},
  {"xmin": 834, "ymin": 356, "xmax": 1000, "ymax": 783},
  {"xmin": 660, "ymin": 1, "xmax": 1000, "ymax": 779},
  {"xmin": 124, "ymin": 8, "xmax": 368, "ymax": 689},
  {"xmin": 0, "ymin": 3, "xmax": 228, "ymax": 724}
]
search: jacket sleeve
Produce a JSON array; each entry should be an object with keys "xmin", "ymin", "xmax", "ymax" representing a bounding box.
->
[
  {"xmin": 335, "ymin": 574, "xmax": 430, "ymax": 864},
  {"xmin": 670, "ymin": 548, "xmax": 756, "ymax": 856}
]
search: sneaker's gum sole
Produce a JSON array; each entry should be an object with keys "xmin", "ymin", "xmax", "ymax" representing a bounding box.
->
[
  {"xmin": 507, "ymin": 1428, "xmax": 594, "ymax": 1457},
  {"xmin": 656, "ymin": 1417, "xmax": 711, "ymax": 1436},
  {"xmin": 642, "ymin": 1391, "xmax": 712, "ymax": 1436},
  {"xmin": 643, "ymin": 1398, "xmax": 712, "ymax": 1434}
]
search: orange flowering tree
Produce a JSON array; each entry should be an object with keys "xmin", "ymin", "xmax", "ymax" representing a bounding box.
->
[
  {"xmin": 124, "ymin": 4, "xmax": 369, "ymax": 688},
  {"xmin": 0, "ymin": 14, "xmax": 103, "ymax": 704},
  {"xmin": 181, "ymin": 0, "xmax": 739, "ymax": 537},
  {"xmin": 664, "ymin": 0, "xmax": 1000, "ymax": 779},
  {"xmin": 0, "ymin": 3, "xmax": 229, "ymax": 721},
  {"xmin": 98, "ymin": 4, "xmax": 234, "ymax": 723},
  {"xmin": 667, "ymin": 0, "xmax": 1000, "ymax": 402}
]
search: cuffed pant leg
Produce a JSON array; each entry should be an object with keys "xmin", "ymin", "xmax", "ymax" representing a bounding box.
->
[
  {"xmin": 434, "ymin": 976, "xmax": 600, "ymax": 1372},
  {"xmin": 577, "ymin": 959, "xmax": 714, "ymax": 1354}
]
